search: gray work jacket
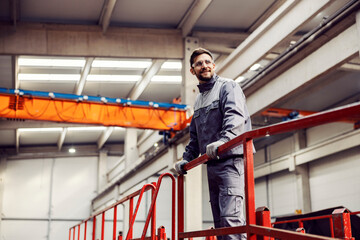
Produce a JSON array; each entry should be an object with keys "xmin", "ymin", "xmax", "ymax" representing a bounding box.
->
[{"xmin": 183, "ymin": 74, "xmax": 253, "ymax": 163}]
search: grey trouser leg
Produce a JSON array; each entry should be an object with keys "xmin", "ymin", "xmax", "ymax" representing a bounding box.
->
[{"xmin": 207, "ymin": 157, "xmax": 246, "ymax": 240}]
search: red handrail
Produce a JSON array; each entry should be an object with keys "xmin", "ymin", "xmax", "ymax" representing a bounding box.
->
[
  {"xmin": 125, "ymin": 183, "xmax": 156, "ymax": 240},
  {"xmin": 141, "ymin": 173, "xmax": 176, "ymax": 240},
  {"xmin": 68, "ymin": 102, "xmax": 360, "ymax": 240},
  {"xmin": 69, "ymin": 183, "xmax": 156, "ymax": 240},
  {"xmin": 179, "ymin": 102, "xmax": 360, "ymax": 240}
]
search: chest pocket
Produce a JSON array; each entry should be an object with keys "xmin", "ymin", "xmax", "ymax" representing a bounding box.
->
[
  {"xmin": 205, "ymin": 100, "xmax": 220, "ymax": 113},
  {"xmin": 193, "ymin": 109, "xmax": 200, "ymax": 119}
]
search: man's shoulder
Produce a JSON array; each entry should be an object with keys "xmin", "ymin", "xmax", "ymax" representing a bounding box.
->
[
  {"xmin": 216, "ymin": 76, "xmax": 238, "ymax": 89},
  {"xmin": 217, "ymin": 76, "xmax": 234, "ymax": 83}
]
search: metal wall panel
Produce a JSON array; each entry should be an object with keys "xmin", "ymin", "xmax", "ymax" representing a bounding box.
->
[
  {"xmin": 255, "ymin": 177, "xmax": 268, "ymax": 209},
  {"xmin": 2, "ymin": 220, "xmax": 48, "ymax": 240},
  {"xmin": 269, "ymin": 136, "xmax": 294, "ymax": 160},
  {"xmin": 309, "ymin": 147, "xmax": 360, "ymax": 212},
  {"xmin": 3, "ymin": 158, "xmax": 52, "ymax": 218},
  {"xmin": 268, "ymin": 171, "xmax": 297, "ymax": 217},
  {"xmin": 49, "ymin": 220, "xmax": 80, "ymax": 240},
  {"xmin": 51, "ymin": 156, "xmax": 98, "ymax": 219},
  {"xmin": 254, "ymin": 148, "xmax": 266, "ymax": 166},
  {"xmin": 306, "ymin": 122, "xmax": 353, "ymax": 146}
]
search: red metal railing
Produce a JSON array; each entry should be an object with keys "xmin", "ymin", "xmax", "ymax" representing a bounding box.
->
[
  {"xmin": 69, "ymin": 173, "xmax": 177, "ymax": 240},
  {"xmin": 69, "ymin": 183, "xmax": 156, "ymax": 240},
  {"xmin": 179, "ymin": 102, "xmax": 360, "ymax": 240},
  {"xmin": 69, "ymin": 102, "xmax": 360, "ymax": 240},
  {"xmin": 273, "ymin": 210, "xmax": 360, "ymax": 238}
]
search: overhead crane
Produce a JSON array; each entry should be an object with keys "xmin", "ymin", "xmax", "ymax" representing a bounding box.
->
[{"xmin": 0, "ymin": 88, "xmax": 190, "ymax": 131}]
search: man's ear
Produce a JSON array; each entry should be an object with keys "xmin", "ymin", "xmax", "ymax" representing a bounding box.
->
[{"xmin": 190, "ymin": 67, "xmax": 195, "ymax": 75}]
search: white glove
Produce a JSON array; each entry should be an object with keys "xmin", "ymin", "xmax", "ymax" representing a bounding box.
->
[
  {"xmin": 175, "ymin": 160, "xmax": 189, "ymax": 175},
  {"xmin": 206, "ymin": 140, "xmax": 225, "ymax": 159}
]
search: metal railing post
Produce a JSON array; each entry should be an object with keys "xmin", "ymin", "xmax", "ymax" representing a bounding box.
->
[
  {"xmin": 78, "ymin": 225, "xmax": 80, "ymax": 240},
  {"xmin": 332, "ymin": 208, "xmax": 354, "ymax": 240},
  {"xmin": 84, "ymin": 221, "xmax": 87, "ymax": 240},
  {"xmin": 113, "ymin": 205, "xmax": 117, "ymax": 240},
  {"xmin": 178, "ymin": 174, "xmax": 184, "ymax": 240},
  {"xmin": 151, "ymin": 182, "xmax": 157, "ymax": 240},
  {"xmin": 244, "ymin": 139, "xmax": 256, "ymax": 240},
  {"xmin": 157, "ymin": 226, "xmax": 167, "ymax": 240},
  {"xmin": 256, "ymin": 207, "xmax": 273, "ymax": 240},
  {"xmin": 92, "ymin": 217, "xmax": 96, "ymax": 240},
  {"xmin": 101, "ymin": 212, "xmax": 105, "ymax": 240},
  {"xmin": 129, "ymin": 198, "xmax": 134, "ymax": 239}
]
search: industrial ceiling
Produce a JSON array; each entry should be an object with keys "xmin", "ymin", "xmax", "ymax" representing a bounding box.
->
[{"xmin": 0, "ymin": 0, "xmax": 359, "ymax": 155}]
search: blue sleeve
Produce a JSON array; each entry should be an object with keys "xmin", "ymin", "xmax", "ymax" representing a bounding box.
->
[
  {"xmin": 182, "ymin": 117, "xmax": 200, "ymax": 161},
  {"xmin": 219, "ymin": 81, "xmax": 247, "ymax": 142}
]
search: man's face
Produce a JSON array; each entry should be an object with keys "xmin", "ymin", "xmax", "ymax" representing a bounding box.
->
[{"xmin": 190, "ymin": 53, "xmax": 215, "ymax": 83}]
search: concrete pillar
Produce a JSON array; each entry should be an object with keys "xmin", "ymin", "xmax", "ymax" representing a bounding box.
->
[
  {"xmin": 181, "ymin": 37, "xmax": 200, "ymax": 108},
  {"xmin": 295, "ymin": 165, "xmax": 311, "ymax": 214},
  {"xmin": 124, "ymin": 128, "xmax": 139, "ymax": 170},
  {"xmin": 181, "ymin": 37, "xmax": 203, "ymax": 230},
  {"xmin": 293, "ymin": 130, "xmax": 311, "ymax": 213},
  {"xmin": 98, "ymin": 150, "xmax": 108, "ymax": 193},
  {"xmin": 185, "ymin": 166, "xmax": 203, "ymax": 231},
  {"xmin": 0, "ymin": 157, "xmax": 7, "ymax": 237},
  {"xmin": 356, "ymin": 10, "xmax": 360, "ymax": 55}
]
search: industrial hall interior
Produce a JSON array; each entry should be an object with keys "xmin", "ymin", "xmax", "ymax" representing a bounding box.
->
[{"xmin": 0, "ymin": 0, "xmax": 360, "ymax": 240}]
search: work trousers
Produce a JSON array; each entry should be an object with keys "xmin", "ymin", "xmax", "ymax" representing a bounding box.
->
[{"xmin": 207, "ymin": 157, "xmax": 246, "ymax": 240}]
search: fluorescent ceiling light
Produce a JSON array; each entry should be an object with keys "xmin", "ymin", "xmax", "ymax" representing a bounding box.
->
[
  {"xmin": 161, "ymin": 61, "xmax": 182, "ymax": 69},
  {"xmin": 18, "ymin": 74, "xmax": 80, "ymax": 81},
  {"xmin": 235, "ymin": 76, "xmax": 245, "ymax": 83},
  {"xmin": 151, "ymin": 75, "xmax": 182, "ymax": 83},
  {"xmin": 249, "ymin": 63, "xmax": 262, "ymax": 71},
  {"xmin": 68, "ymin": 126, "xmax": 107, "ymax": 131},
  {"xmin": 69, "ymin": 148, "xmax": 76, "ymax": 153},
  {"xmin": 18, "ymin": 58, "xmax": 85, "ymax": 67},
  {"xmin": 18, "ymin": 128, "xmax": 63, "ymax": 132},
  {"xmin": 92, "ymin": 60, "xmax": 152, "ymax": 68},
  {"xmin": 87, "ymin": 75, "xmax": 141, "ymax": 82}
]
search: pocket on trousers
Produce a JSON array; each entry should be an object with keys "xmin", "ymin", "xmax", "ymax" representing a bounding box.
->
[{"xmin": 219, "ymin": 186, "xmax": 242, "ymax": 217}]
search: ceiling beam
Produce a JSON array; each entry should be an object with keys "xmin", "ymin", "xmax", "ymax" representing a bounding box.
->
[
  {"xmin": 0, "ymin": 119, "xmax": 95, "ymax": 130},
  {"xmin": 247, "ymin": 0, "xmax": 286, "ymax": 33},
  {"xmin": 12, "ymin": 55, "xmax": 19, "ymax": 89},
  {"xmin": 217, "ymin": 0, "xmax": 332, "ymax": 79},
  {"xmin": 9, "ymin": 0, "xmax": 20, "ymax": 28},
  {"xmin": 0, "ymin": 23, "xmax": 183, "ymax": 58},
  {"xmin": 99, "ymin": 0, "xmax": 118, "ymax": 33},
  {"xmin": 97, "ymin": 127, "xmax": 114, "ymax": 149},
  {"xmin": 127, "ymin": 59, "xmax": 165, "ymax": 100},
  {"xmin": 75, "ymin": 57, "xmax": 94, "ymax": 95},
  {"xmin": 57, "ymin": 128, "xmax": 68, "ymax": 151},
  {"xmin": 177, "ymin": 0, "xmax": 212, "ymax": 37},
  {"xmin": 15, "ymin": 129, "xmax": 19, "ymax": 153},
  {"xmin": 247, "ymin": 23, "xmax": 359, "ymax": 116}
]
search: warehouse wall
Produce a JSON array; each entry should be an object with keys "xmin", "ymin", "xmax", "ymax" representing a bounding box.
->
[
  {"xmin": 253, "ymin": 122, "xmax": 360, "ymax": 217},
  {"xmin": 1, "ymin": 122, "xmax": 359, "ymax": 239},
  {"xmin": 1, "ymin": 156, "xmax": 98, "ymax": 240}
]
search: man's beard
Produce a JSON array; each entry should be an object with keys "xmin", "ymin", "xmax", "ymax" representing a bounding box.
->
[{"xmin": 196, "ymin": 70, "xmax": 214, "ymax": 82}]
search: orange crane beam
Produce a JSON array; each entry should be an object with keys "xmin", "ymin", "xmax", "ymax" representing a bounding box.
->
[{"xmin": 0, "ymin": 89, "xmax": 189, "ymax": 131}]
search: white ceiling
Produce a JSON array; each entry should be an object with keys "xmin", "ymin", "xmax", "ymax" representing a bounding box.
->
[{"xmin": 0, "ymin": 0, "xmax": 359, "ymax": 153}]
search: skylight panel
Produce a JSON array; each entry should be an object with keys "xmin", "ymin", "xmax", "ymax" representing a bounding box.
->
[
  {"xmin": 151, "ymin": 75, "xmax": 182, "ymax": 83},
  {"xmin": 92, "ymin": 60, "xmax": 152, "ymax": 69},
  {"xmin": 87, "ymin": 75, "xmax": 141, "ymax": 82},
  {"xmin": 18, "ymin": 74, "xmax": 81, "ymax": 81},
  {"xmin": 18, "ymin": 58, "xmax": 85, "ymax": 67}
]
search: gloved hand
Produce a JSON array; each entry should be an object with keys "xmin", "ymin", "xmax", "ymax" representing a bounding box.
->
[
  {"xmin": 175, "ymin": 160, "xmax": 189, "ymax": 175},
  {"xmin": 206, "ymin": 140, "xmax": 225, "ymax": 159}
]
